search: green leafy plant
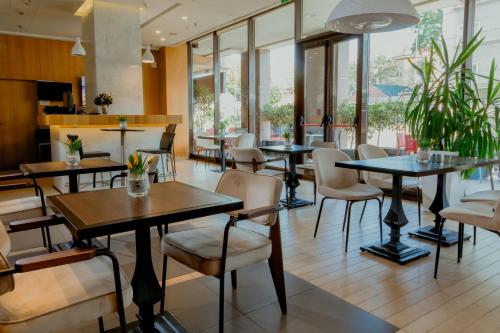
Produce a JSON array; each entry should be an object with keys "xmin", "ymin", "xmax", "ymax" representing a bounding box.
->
[
  {"xmin": 127, "ymin": 152, "xmax": 153, "ymax": 174},
  {"xmin": 405, "ymin": 31, "xmax": 500, "ymax": 160},
  {"xmin": 94, "ymin": 93, "xmax": 113, "ymax": 106},
  {"xmin": 118, "ymin": 116, "xmax": 127, "ymax": 122},
  {"xmin": 64, "ymin": 137, "xmax": 82, "ymax": 153},
  {"xmin": 282, "ymin": 130, "xmax": 291, "ymax": 141}
]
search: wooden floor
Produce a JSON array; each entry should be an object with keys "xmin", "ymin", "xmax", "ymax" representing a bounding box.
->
[{"xmin": 2, "ymin": 159, "xmax": 500, "ymax": 333}]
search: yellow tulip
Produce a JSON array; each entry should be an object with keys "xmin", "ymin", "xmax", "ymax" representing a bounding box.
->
[
  {"xmin": 133, "ymin": 154, "xmax": 139, "ymax": 166},
  {"xmin": 127, "ymin": 161, "xmax": 132, "ymax": 169}
]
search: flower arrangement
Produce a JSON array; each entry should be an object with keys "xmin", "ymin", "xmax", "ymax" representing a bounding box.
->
[
  {"xmin": 127, "ymin": 152, "xmax": 153, "ymax": 174},
  {"xmin": 281, "ymin": 131, "xmax": 291, "ymax": 141},
  {"xmin": 118, "ymin": 115, "xmax": 128, "ymax": 122},
  {"xmin": 94, "ymin": 93, "xmax": 113, "ymax": 106},
  {"xmin": 64, "ymin": 137, "xmax": 82, "ymax": 153}
]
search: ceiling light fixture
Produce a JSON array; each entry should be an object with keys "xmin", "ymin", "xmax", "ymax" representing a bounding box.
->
[
  {"xmin": 155, "ymin": 30, "xmax": 161, "ymax": 34},
  {"xmin": 71, "ymin": 37, "xmax": 86, "ymax": 56},
  {"xmin": 181, "ymin": 16, "xmax": 188, "ymax": 20},
  {"xmin": 325, "ymin": 0, "xmax": 419, "ymax": 34},
  {"xmin": 160, "ymin": 37, "xmax": 165, "ymax": 41},
  {"xmin": 142, "ymin": 45, "xmax": 155, "ymax": 63}
]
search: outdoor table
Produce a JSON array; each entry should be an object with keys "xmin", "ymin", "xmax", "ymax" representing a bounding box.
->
[
  {"xmin": 20, "ymin": 159, "xmax": 126, "ymax": 193},
  {"xmin": 197, "ymin": 134, "xmax": 240, "ymax": 172},
  {"xmin": 48, "ymin": 181, "xmax": 243, "ymax": 333},
  {"xmin": 259, "ymin": 145, "xmax": 315, "ymax": 209},
  {"xmin": 336, "ymin": 155, "xmax": 500, "ymax": 264}
]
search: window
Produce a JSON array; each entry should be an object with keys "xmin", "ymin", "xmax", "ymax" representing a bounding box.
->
[
  {"xmin": 191, "ymin": 35, "xmax": 215, "ymax": 152},
  {"xmin": 368, "ymin": 0, "xmax": 464, "ymax": 150},
  {"xmin": 255, "ymin": 4, "xmax": 295, "ymax": 146},
  {"xmin": 218, "ymin": 23, "xmax": 248, "ymax": 134}
]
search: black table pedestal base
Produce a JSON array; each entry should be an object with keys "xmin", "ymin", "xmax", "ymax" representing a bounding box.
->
[
  {"xmin": 106, "ymin": 312, "xmax": 188, "ymax": 333},
  {"xmin": 361, "ymin": 241, "xmax": 430, "ymax": 265},
  {"xmin": 280, "ymin": 197, "xmax": 313, "ymax": 209},
  {"xmin": 408, "ymin": 225, "xmax": 470, "ymax": 246}
]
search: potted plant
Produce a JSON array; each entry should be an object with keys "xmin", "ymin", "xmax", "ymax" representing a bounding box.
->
[
  {"xmin": 118, "ymin": 116, "xmax": 128, "ymax": 129},
  {"xmin": 64, "ymin": 137, "xmax": 82, "ymax": 166},
  {"xmin": 282, "ymin": 130, "xmax": 292, "ymax": 148},
  {"xmin": 406, "ymin": 31, "xmax": 500, "ymax": 205},
  {"xmin": 94, "ymin": 93, "xmax": 113, "ymax": 114},
  {"xmin": 219, "ymin": 120, "xmax": 227, "ymax": 135},
  {"xmin": 127, "ymin": 152, "xmax": 153, "ymax": 198}
]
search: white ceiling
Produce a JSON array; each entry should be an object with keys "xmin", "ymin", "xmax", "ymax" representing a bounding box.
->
[
  {"xmin": 0, "ymin": 0, "xmax": 281, "ymax": 46},
  {"xmin": 0, "ymin": 0, "xmax": 465, "ymax": 47}
]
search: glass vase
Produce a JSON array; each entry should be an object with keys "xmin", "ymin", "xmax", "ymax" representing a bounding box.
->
[
  {"xmin": 66, "ymin": 151, "xmax": 80, "ymax": 166},
  {"xmin": 119, "ymin": 120, "xmax": 127, "ymax": 129},
  {"xmin": 127, "ymin": 172, "xmax": 150, "ymax": 198}
]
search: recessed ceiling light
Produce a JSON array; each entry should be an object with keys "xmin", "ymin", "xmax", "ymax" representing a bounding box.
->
[
  {"xmin": 160, "ymin": 37, "xmax": 165, "ymax": 41},
  {"xmin": 181, "ymin": 16, "xmax": 188, "ymax": 20},
  {"xmin": 155, "ymin": 30, "xmax": 161, "ymax": 34}
]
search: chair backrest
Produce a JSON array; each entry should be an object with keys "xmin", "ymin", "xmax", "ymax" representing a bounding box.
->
[
  {"xmin": 159, "ymin": 132, "xmax": 175, "ymax": 152},
  {"xmin": 230, "ymin": 148, "xmax": 267, "ymax": 172},
  {"xmin": 147, "ymin": 154, "xmax": 160, "ymax": 183},
  {"xmin": 166, "ymin": 124, "xmax": 177, "ymax": 133},
  {"xmin": 396, "ymin": 133, "xmax": 406, "ymax": 156},
  {"xmin": 67, "ymin": 134, "xmax": 84, "ymax": 159},
  {"xmin": 493, "ymin": 200, "xmax": 500, "ymax": 231},
  {"xmin": 405, "ymin": 134, "xmax": 417, "ymax": 154},
  {"xmin": 216, "ymin": 169, "xmax": 282, "ymax": 226},
  {"xmin": 312, "ymin": 148, "xmax": 358, "ymax": 190},
  {"xmin": 308, "ymin": 141, "xmax": 337, "ymax": 159},
  {"xmin": 0, "ymin": 221, "xmax": 14, "ymax": 295},
  {"xmin": 234, "ymin": 133, "xmax": 255, "ymax": 148},
  {"xmin": 357, "ymin": 144, "xmax": 390, "ymax": 183}
]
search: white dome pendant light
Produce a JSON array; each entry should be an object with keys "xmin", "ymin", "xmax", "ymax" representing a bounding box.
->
[
  {"xmin": 142, "ymin": 45, "xmax": 155, "ymax": 63},
  {"xmin": 325, "ymin": 0, "xmax": 419, "ymax": 34},
  {"xmin": 71, "ymin": 37, "xmax": 86, "ymax": 56}
]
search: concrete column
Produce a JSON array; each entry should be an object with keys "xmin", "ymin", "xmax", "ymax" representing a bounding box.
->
[{"xmin": 79, "ymin": 0, "xmax": 143, "ymax": 115}]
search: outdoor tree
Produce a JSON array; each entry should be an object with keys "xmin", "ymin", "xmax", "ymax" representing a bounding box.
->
[
  {"xmin": 193, "ymin": 84, "xmax": 214, "ymax": 134},
  {"xmin": 261, "ymin": 87, "xmax": 294, "ymax": 137},
  {"xmin": 412, "ymin": 10, "xmax": 443, "ymax": 55},
  {"xmin": 369, "ymin": 56, "xmax": 403, "ymax": 85}
]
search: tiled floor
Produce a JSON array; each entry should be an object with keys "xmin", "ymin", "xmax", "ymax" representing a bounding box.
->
[{"xmin": 2, "ymin": 158, "xmax": 500, "ymax": 333}]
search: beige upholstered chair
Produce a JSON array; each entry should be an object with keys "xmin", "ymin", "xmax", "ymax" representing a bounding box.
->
[
  {"xmin": 159, "ymin": 170, "xmax": 286, "ymax": 333},
  {"xmin": 233, "ymin": 133, "xmax": 255, "ymax": 148},
  {"xmin": 0, "ymin": 219, "xmax": 132, "ymax": 333},
  {"xmin": 434, "ymin": 199, "xmax": 500, "ymax": 278},
  {"xmin": 196, "ymin": 136, "xmax": 220, "ymax": 167},
  {"xmin": 312, "ymin": 148, "xmax": 383, "ymax": 252},
  {"xmin": 297, "ymin": 141, "xmax": 338, "ymax": 205},
  {"xmin": 460, "ymin": 189, "xmax": 500, "ymax": 245},
  {"xmin": 357, "ymin": 144, "xmax": 422, "ymax": 226}
]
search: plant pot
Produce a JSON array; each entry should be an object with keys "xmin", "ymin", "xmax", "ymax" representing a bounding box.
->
[
  {"xmin": 101, "ymin": 105, "xmax": 108, "ymax": 114},
  {"xmin": 127, "ymin": 172, "xmax": 150, "ymax": 198},
  {"xmin": 119, "ymin": 120, "xmax": 127, "ymax": 129},
  {"xmin": 66, "ymin": 151, "xmax": 80, "ymax": 166}
]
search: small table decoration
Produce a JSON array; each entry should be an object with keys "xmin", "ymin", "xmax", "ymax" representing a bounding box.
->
[
  {"xmin": 127, "ymin": 152, "xmax": 152, "ymax": 198},
  {"xmin": 118, "ymin": 115, "xmax": 128, "ymax": 129},
  {"xmin": 64, "ymin": 137, "xmax": 82, "ymax": 166}
]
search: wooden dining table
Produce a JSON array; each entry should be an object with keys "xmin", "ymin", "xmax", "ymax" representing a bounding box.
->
[
  {"xmin": 48, "ymin": 181, "xmax": 243, "ymax": 333},
  {"xmin": 336, "ymin": 155, "xmax": 500, "ymax": 264},
  {"xmin": 20, "ymin": 159, "xmax": 127, "ymax": 193}
]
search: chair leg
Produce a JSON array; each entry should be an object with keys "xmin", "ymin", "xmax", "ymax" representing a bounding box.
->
[
  {"xmin": 157, "ymin": 225, "xmax": 163, "ymax": 238},
  {"xmin": 314, "ymin": 197, "xmax": 327, "ymax": 238},
  {"xmin": 381, "ymin": 193, "xmax": 385, "ymax": 206},
  {"xmin": 231, "ymin": 270, "xmax": 237, "ymax": 289},
  {"xmin": 345, "ymin": 201, "xmax": 352, "ymax": 253},
  {"xmin": 342, "ymin": 201, "xmax": 349, "ymax": 232},
  {"xmin": 417, "ymin": 187, "xmax": 422, "ymax": 227},
  {"xmin": 93, "ymin": 173, "xmax": 97, "ymax": 188},
  {"xmin": 358, "ymin": 201, "xmax": 367, "ymax": 224},
  {"xmin": 45, "ymin": 226, "xmax": 53, "ymax": 252},
  {"xmin": 473, "ymin": 226, "xmax": 477, "ymax": 245},
  {"xmin": 219, "ymin": 274, "xmax": 225, "ymax": 333},
  {"xmin": 377, "ymin": 198, "xmax": 383, "ymax": 242},
  {"xmin": 41, "ymin": 227, "xmax": 47, "ymax": 248},
  {"xmin": 98, "ymin": 317, "xmax": 105, "ymax": 333},
  {"xmin": 160, "ymin": 255, "xmax": 168, "ymax": 313},
  {"xmin": 313, "ymin": 180, "xmax": 317, "ymax": 205},
  {"xmin": 268, "ymin": 218, "xmax": 287, "ymax": 314},
  {"xmin": 161, "ymin": 154, "xmax": 166, "ymax": 182},
  {"xmin": 434, "ymin": 220, "xmax": 445, "ymax": 279},
  {"xmin": 170, "ymin": 154, "xmax": 176, "ymax": 181},
  {"xmin": 107, "ymin": 234, "xmax": 111, "ymax": 250}
]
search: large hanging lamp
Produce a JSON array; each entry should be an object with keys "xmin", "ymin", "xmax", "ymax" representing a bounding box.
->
[
  {"xmin": 325, "ymin": 0, "xmax": 419, "ymax": 34},
  {"xmin": 71, "ymin": 37, "xmax": 86, "ymax": 56},
  {"xmin": 142, "ymin": 45, "xmax": 155, "ymax": 63}
]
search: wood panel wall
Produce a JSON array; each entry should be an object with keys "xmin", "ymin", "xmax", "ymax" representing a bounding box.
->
[{"xmin": 142, "ymin": 50, "xmax": 163, "ymax": 115}]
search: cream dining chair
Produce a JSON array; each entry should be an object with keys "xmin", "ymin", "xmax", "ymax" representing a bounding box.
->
[
  {"xmin": 313, "ymin": 148, "xmax": 384, "ymax": 252},
  {"xmin": 434, "ymin": 199, "xmax": 500, "ymax": 278},
  {"xmin": 296, "ymin": 141, "xmax": 338, "ymax": 205},
  {"xmin": 0, "ymin": 218, "xmax": 132, "ymax": 333},
  {"xmin": 159, "ymin": 169, "xmax": 286, "ymax": 333},
  {"xmin": 233, "ymin": 133, "xmax": 255, "ymax": 148},
  {"xmin": 357, "ymin": 144, "xmax": 422, "ymax": 226}
]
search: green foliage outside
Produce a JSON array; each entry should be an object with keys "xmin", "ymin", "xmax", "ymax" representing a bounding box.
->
[
  {"xmin": 261, "ymin": 87, "xmax": 294, "ymax": 137},
  {"xmin": 193, "ymin": 84, "xmax": 214, "ymax": 134}
]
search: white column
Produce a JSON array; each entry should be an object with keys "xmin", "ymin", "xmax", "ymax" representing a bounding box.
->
[{"xmin": 79, "ymin": 0, "xmax": 144, "ymax": 115}]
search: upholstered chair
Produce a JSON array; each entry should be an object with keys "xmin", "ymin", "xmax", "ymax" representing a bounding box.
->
[
  {"xmin": 159, "ymin": 170, "xmax": 286, "ymax": 333},
  {"xmin": 196, "ymin": 137, "xmax": 220, "ymax": 167},
  {"xmin": 233, "ymin": 133, "xmax": 255, "ymax": 148},
  {"xmin": 312, "ymin": 148, "xmax": 383, "ymax": 252},
  {"xmin": 0, "ymin": 218, "xmax": 132, "ymax": 333},
  {"xmin": 138, "ymin": 132, "xmax": 176, "ymax": 181},
  {"xmin": 434, "ymin": 199, "xmax": 500, "ymax": 278},
  {"xmin": 357, "ymin": 144, "xmax": 422, "ymax": 226},
  {"xmin": 296, "ymin": 141, "xmax": 338, "ymax": 205},
  {"xmin": 460, "ymin": 189, "xmax": 500, "ymax": 245}
]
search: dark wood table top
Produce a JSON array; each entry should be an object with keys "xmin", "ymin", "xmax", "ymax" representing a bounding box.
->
[
  {"xmin": 336, "ymin": 155, "xmax": 500, "ymax": 177},
  {"xmin": 260, "ymin": 145, "xmax": 314, "ymax": 154},
  {"xmin": 20, "ymin": 159, "xmax": 127, "ymax": 178},
  {"xmin": 101, "ymin": 128, "xmax": 145, "ymax": 132},
  {"xmin": 48, "ymin": 181, "xmax": 244, "ymax": 239}
]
